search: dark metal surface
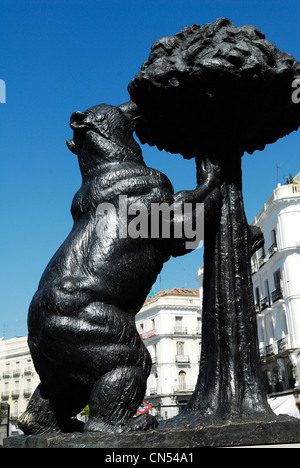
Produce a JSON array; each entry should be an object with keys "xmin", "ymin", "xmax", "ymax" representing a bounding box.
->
[
  {"xmin": 17, "ymin": 17, "xmax": 300, "ymax": 437},
  {"xmin": 6, "ymin": 418, "xmax": 300, "ymax": 448},
  {"xmin": 129, "ymin": 17, "xmax": 300, "ymax": 427}
]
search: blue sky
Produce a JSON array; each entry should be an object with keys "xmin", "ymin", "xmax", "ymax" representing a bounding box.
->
[{"xmin": 0, "ymin": 0, "xmax": 299, "ymax": 338}]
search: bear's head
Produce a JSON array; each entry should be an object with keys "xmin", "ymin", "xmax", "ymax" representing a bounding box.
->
[{"xmin": 66, "ymin": 103, "xmax": 143, "ymax": 166}]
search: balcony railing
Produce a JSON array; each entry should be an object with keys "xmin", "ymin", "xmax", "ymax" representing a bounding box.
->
[
  {"xmin": 256, "ymin": 289, "xmax": 283, "ymax": 313},
  {"xmin": 173, "ymin": 386, "xmax": 194, "ymax": 393},
  {"xmin": 140, "ymin": 328, "xmax": 203, "ymax": 339},
  {"xmin": 258, "ymin": 255, "xmax": 266, "ymax": 268},
  {"xmin": 149, "ymin": 386, "xmax": 194, "ymax": 395},
  {"xmin": 175, "ymin": 355, "xmax": 190, "ymax": 363},
  {"xmin": 260, "ymin": 297, "xmax": 270, "ymax": 311},
  {"xmin": 174, "ymin": 327, "xmax": 187, "ymax": 335},
  {"xmin": 271, "ymin": 288, "xmax": 283, "ymax": 303},
  {"xmin": 23, "ymin": 388, "xmax": 32, "ymax": 398},
  {"xmin": 260, "ymin": 336, "xmax": 290, "ymax": 360},
  {"xmin": 252, "ymin": 242, "xmax": 279, "ymax": 272},
  {"xmin": 1, "ymin": 392, "xmax": 9, "ymax": 400},
  {"xmin": 24, "ymin": 366, "xmax": 33, "ymax": 375},
  {"xmin": 268, "ymin": 243, "xmax": 277, "ymax": 257},
  {"xmin": 266, "ymin": 344, "xmax": 274, "ymax": 357},
  {"xmin": 11, "ymin": 389, "xmax": 20, "ymax": 399},
  {"xmin": 277, "ymin": 336, "xmax": 289, "ymax": 353}
]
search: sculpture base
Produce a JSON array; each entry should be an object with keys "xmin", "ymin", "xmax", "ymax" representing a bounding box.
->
[{"xmin": 4, "ymin": 418, "xmax": 300, "ymax": 448}]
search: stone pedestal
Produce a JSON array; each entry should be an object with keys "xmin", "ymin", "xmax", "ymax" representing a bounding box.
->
[{"xmin": 4, "ymin": 418, "xmax": 300, "ymax": 448}]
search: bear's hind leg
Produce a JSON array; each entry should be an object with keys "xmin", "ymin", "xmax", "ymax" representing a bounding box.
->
[
  {"xmin": 84, "ymin": 366, "xmax": 157, "ymax": 433},
  {"xmin": 17, "ymin": 384, "xmax": 61, "ymax": 435},
  {"xmin": 17, "ymin": 383, "xmax": 85, "ymax": 435}
]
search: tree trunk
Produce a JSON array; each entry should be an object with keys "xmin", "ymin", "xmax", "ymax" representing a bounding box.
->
[{"xmin": 167, "ymin": 154, "xmax": 274, "ymax": 427}]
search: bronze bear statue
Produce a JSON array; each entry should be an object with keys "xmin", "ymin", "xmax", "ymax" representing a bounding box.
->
[{"xmin": 18, "ymin": 101, "xmax": 220, "ymax": 434}]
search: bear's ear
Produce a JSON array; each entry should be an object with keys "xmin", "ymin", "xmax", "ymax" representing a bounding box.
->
[
  {"xmin": 66, "ymin": 139, "xmax": 77, "ymax": 154},
  {"xmin": 70, "ymin": 111, "xmax": 87, "ymax": 130}
]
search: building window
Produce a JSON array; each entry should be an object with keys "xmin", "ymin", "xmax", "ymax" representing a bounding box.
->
[
  {"xmin": 12, "ymin": 380, "xmax": 20, "ymax": 398},
  {"xmin": 269, "ymin": 229, "xmax": 278, "ymax": 257},
  {"xmin": 273, "ymin": 367, "xmax": 284, "ymax": 392},
  {"xmin": 13, "ymin": 401, "xmax": 19, "ymax": 419},
  {"xmin": 155, "ymin": 372, "xmax": 158, "ymax": 392},
  {"xmin": 25, "ymin": 359, "xmax": 32, "ymax": 375},
  {"xmin": 288, "ymin": 363, "xmax": 296, "ymax": 390},
  {"xmin": 261, "ymin": 279, "xmax": 271, "ymax": 309},
  {"xmin": 174, "ymin": 316, "xmax": 187, "ymax": 334},
  {"xmin": 2, "ymin": 382, "xmax": 9, "ymax": 400},
  {"xmin": 153, "ymin": 344, "xmax": 157, "ymax": 363},
  {"xmin": 176, "ymin": 341, "xmax": 184, "ymax": 356},
  {"xmin": 264, "ymin": 370, "xmax": 272, "ymax": 393},
  {"xmin": 176, "ymin": 342, "xmax": 189, "ymax": 363},
  {"xmin": 24, "ymin": 378, "xmax": 32, "ymax": 397},
  {"xmin": 279, "ymin": 312, "xmax": 288, "ymax": 338},
  {"xmin": 196, "ymin": 317, "xmax": 201, "ymax": 334},
  {"xmin": 259, "ymin": 246, "xmax": 266, "ymax": 268},
  {"xmin": 273, "ymin": 269, "xmax": 281, "ymax": 289},
  {"xmin": 14, "ymin": 361, "xmax": 20, "ymax": 377},
  {"xmin": 178, "ymin": 371, "xmax": 187, "ymax": 391},
  {"xmin": 267, "ymin": 317, "xmax": 275, "ymax": 345},
  {"xmin": 255, "ymin": 287, "xmax": 260, "ymax": 313},
  {"xmin": 175, "ymin": 316, "xmax": 182, "ymax": 333},
  {"xmin": 3, "ymin": 363, "xmax": 10, "ymax": 378},
  {"xmin": 272, "ymin": 269, "xmax": 283, "ymax": 302}
]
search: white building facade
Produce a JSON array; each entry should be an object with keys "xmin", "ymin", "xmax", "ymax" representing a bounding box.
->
[
  {"xmin": 0, "ymin": 336, "xmax": 40, "ymax": 438},
  {"xmin": 251, "ymin": 177, "xmax": 300, "ymax": 395},
  {"xmin": 135, "ymin": 288, "xmax": 201, "ymax": 420}
]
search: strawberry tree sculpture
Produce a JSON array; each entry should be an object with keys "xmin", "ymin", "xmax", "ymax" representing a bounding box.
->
[{"xmin": 128, "ymin": 17, "xmax": 300, "ymax": 426}]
